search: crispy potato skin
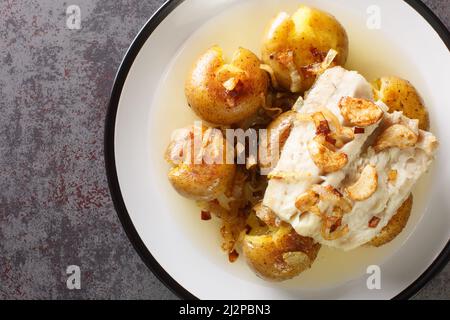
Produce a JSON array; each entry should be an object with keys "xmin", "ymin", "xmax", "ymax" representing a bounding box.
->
[
  {"xmin": 259, "ymin": 110, "xmax": 296, "ymax": 169},
  {"xmin": 261, "ymin": 6, "xmax": 348, "ymax": 93},
  {"xmin": 185, "ymin": 46, "xmax": 268, "ymax": 125},
  {"xmin": 242, "ymin": 207, "xmax": 320, "ymax": 281},
  {"xmin": 373, "ymin": 76, "xmax": 430, "ymax": 130},
  {"xmin": 369, "ymin": 194, "xmax": 413, "ymax": 247},
  {"xmin": 165, "ymin": 125, "xmax": 236, "ymax": 201},
  {"xmin": 243, "ymin": 225, "xmax": 320, "ymax": 281}
]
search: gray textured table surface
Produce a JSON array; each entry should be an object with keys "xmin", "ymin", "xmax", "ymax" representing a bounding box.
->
[{"xmin": 0, "ymin": 0, "xmax": 448, "ymax": 300}]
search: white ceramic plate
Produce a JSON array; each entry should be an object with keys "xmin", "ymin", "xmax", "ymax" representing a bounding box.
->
[{"xmin": 105, "ymin": 0, "xmax": 450, "ymax": 299}]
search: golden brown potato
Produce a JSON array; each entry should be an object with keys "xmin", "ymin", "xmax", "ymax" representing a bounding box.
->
[
  {"xmin": 372, "ymin": 76, "xmax": 430, "ymax": 130},
  {"xmin": 261, "ymin": 6, "xmax": 348, "ymax": 93},
  {"xmin": 185, "ymin": 46, "xmax": 268, "ymax": 125},
  {"xmin": 242, "ymin": 205, "xmax": 321, "ymax": 281},
  {"xmin": 369, "ymin": 194, "xmax": 413, "ymax": 247},
  {"xmin": 165, "ymin": 124, "xmax": 236, "ymax": 201},
  {"xmin": 259, "ymin": 110, "xmax": 296, "ymax": 170}
]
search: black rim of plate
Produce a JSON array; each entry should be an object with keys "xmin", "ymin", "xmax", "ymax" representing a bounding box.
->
[{"xmin": 104, "ymin": 0, "xmax": 450, "ymax": 300}]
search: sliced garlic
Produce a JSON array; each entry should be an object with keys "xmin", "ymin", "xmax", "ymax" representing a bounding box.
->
[
  {"xmin": 295, "ymin": 190, "xmax": 319, "ymax": 213},
  {"xmin": 321, "ymin": 218, "xmax": 349, "ymax": 240},
  {"xmin": 308, "ymin": 136, "xmax": 348, "ymax": 173},
  {"xmin": 339, "ymin": 96, "xmax": 383, "ymax": 127},
  {"xmin": 374, "ymin": 124, "xmax": 418, "ymax": 152},
  {"xmin": 346, "ymin": 164, "xmax": 378, "ymax": 201}
]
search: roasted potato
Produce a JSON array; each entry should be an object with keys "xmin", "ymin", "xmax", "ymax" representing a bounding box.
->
[
  {"xmin": 165, "ymin": 124, "xmax": 236, "ymax": 201},
  {"xmin": 369, "ymin": 194, "xmax": 413, "ymax": 247},
  {"xmin": 185, "ymin": 46, "xmax": 268, "ymax": 125},
  {"xmin": 259, "ymin": 110, "xmax": 296, "ymax": 170},
  {"xmin": 261, "ymin": 6, "xmax": 348, "ymax": 93},
  {"xmin": 372, "ymin": 76, "xmax": 430, "ymax": 130},
  {"xmin": 242, "ymin": 204, "xmax": 321, "ymax": 281}
]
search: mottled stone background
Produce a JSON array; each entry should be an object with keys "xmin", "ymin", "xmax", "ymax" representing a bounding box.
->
[{"xmin": 0, "ymin": 0, "xmax": 448, "ymax": 300}]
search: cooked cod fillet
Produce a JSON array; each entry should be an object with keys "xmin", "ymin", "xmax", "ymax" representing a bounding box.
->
[
  {"xmin": 263, "ymin": 66, "xmax": 438, "ymax": 250},
  {"xmin": 291, "ymin": 111, "xmax": 437, "ymax": 250},
  {"xmin": 264, "ymin": 66, "xmax": 378, "ymax": 220}
]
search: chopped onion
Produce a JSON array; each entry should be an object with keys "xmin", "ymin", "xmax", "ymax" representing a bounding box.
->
[
  {"xmin": 223, "ymin": 77, "xmax": 239, "ymax": 91},
  {"xmin": 320, "ymin": 49, "xmax": 338, "ymax": 72},
  {"xmin": 278, "ymin": 51, "xmax": 302, "ymax": 92},
  {"xmin": 216, "ymin": 193, "xmax": 232, "ymax": 211},
  {"xmin": 368, "ymin": 216, "xmax": 381, "ymax": 228},
  {"xmin": 215, "ymin": 64, "xmax": 245, "ymax": 77},
  {"xmin": 287, "ymin": 60, "xmax": 302, "ymax": 92},
  {"xmin": 260, "ymin": 64, "xmax": 279, "ymax": 89},
  {"xmin": 292, "ymin": 96, "xmax": 304, "ymax": 111},
  {"xmin": 305, "ymin": 49, "xmax": 338, "ymax": 76}
]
